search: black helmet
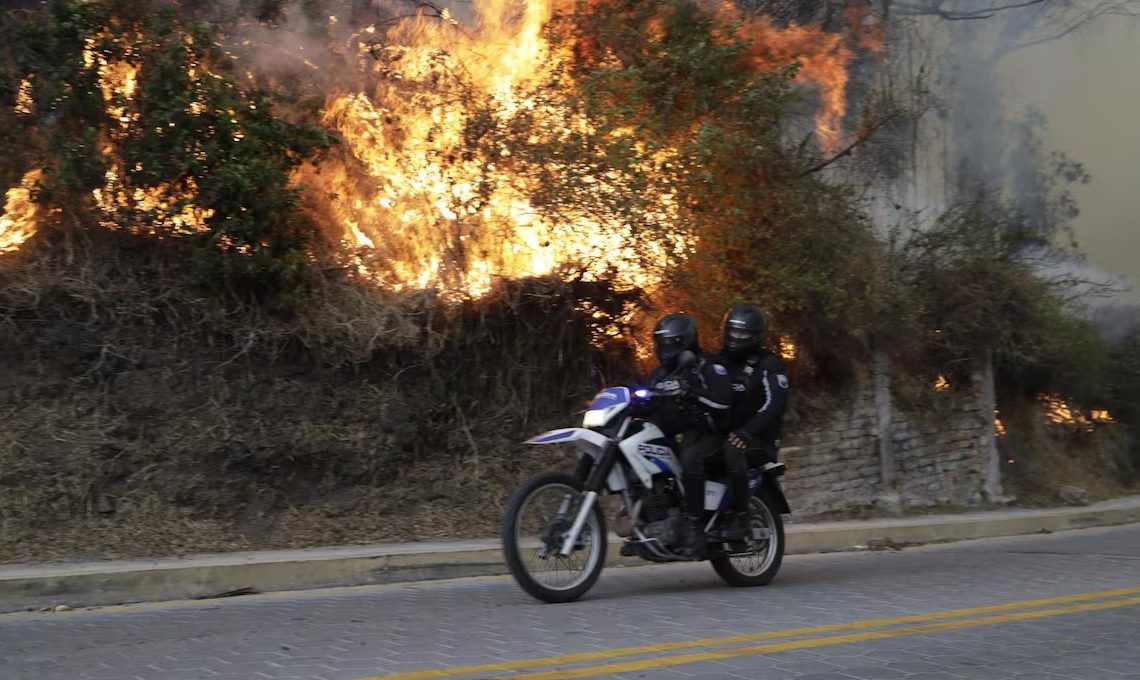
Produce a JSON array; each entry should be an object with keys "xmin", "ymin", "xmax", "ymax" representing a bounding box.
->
[
  {"xmin": 653, "ymin": 313, "xmax": 699, "ymax": 371},
  {"xmin": 722, "ymin": 304, "xmax": 767, "ymax": 360}
]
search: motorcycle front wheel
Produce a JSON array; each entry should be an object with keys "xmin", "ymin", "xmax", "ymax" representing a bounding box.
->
[
  {"xmin": 710, "ymin": 490, "xmax": 785, "ymax": 587},
  {"xmin": 501, "ymin": 472, "xmax": 607, "ymax": 603}
]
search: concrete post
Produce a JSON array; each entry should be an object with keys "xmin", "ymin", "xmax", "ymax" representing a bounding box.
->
[
  {"xmin": 979, "ymin": 351, "xmax": 1007, "ymax": 503},
  {"xmin": 872, "ymin": 351, "xmax": 895, "ymax": 486}
]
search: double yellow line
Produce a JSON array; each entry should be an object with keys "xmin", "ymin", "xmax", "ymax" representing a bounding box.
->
[{"xmin": 360, "ymin": 584, "xmax": 1140, "ymax": 680}]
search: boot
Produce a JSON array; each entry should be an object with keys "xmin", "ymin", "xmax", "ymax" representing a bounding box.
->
[
  {"xmin": 720, "ymin": 511, "xmax": 751, "ymax": 540},
  {"xmin": 683, "ymin": 514, "xmax": 707, "ymax": 559}
]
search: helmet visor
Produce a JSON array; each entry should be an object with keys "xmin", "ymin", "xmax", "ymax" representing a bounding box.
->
[
  {"xmin": 728, "ymin": 328, "xmax": 756, "ymax": 341},
  {"xmin": 655, "ymin": 334, "xmax": 686, "ymax": 356}
]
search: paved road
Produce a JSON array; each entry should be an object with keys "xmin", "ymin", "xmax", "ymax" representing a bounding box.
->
[{"xmin": 3, "ymin": 524, "xmax": 1140, "ymax": 680}]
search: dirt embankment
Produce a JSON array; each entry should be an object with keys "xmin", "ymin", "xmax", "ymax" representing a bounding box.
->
[{"xmin": 0, "ymin": 240, "xmax": 637, "ymax": 562}]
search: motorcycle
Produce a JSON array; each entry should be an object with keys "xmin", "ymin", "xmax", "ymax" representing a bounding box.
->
[{"xmin": 501, "ymin": 352, "xmax": 790, "ymax": 603}]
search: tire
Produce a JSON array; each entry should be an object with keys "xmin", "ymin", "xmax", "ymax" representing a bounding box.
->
[
  {"xmin": 501, "ymin": 472, "xmax": 608, "ymax": 603},
  {"xmin": 710, "ymin": 490, "xmax": 785, "ymax": 587}
]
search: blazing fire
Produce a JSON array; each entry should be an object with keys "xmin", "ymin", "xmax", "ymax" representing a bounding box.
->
[
  {"xmin": 313, "ymin": 0, "xmax": 687, "ymax": 297},
  {"xmin": 309, "ymin": 0, "xmax": 875, "ymax": 297},
  {"xmin": 0, "ymin": 169, "xmax": 40, "ymax": 253},
  {"xmin": 934, "ymin": 374, "xmax": 950, "ymax": 392}
]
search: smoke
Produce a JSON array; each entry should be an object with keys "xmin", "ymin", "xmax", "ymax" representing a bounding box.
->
[{"xmin": 880, "ymin": 1, "xmax": 1140, "ymax": 302}]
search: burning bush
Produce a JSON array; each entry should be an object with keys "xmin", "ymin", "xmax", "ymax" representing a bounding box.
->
[{"xmin": 1, "ymin": 0, "xmax": 335, "ymax": 303}]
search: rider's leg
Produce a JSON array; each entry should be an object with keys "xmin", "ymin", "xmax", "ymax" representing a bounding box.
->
[
  {"xmin": 721, "ymin": 443, "xmax": 751, "ymax": 539},
  {"xmin": 679, "ymin": 432, "xmax": 714, "ymax": 557}
]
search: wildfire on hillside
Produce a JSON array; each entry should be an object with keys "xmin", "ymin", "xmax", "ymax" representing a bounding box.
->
[{"xmin": 3, "ymin": 0, "xmax": 879, "ymax": 301}]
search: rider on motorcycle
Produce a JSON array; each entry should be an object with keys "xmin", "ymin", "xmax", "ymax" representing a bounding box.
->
[
  {"xmin": 644, "ymin": 312, "xmax": 733, "ymax": 558},
  {"xmin": 716, "ymin": 304, "xmax": 789, "ymax": 540}
]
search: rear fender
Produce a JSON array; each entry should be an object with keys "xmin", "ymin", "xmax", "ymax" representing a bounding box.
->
[{"xmin": 748, "ymin": 463, "xmax": 791, "ymax": 514}]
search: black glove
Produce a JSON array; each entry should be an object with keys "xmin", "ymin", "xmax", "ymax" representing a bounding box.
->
[{"xmin": 661, "ymin": 375, "xmax": 690, "ymax": 397}]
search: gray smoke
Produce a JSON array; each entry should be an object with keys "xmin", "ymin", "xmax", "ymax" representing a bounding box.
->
[{"xmin": 875, "ymin": 0, "xmax": 1140, "ymax": 304}]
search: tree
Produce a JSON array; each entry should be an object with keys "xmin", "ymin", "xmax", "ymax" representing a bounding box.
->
[{"xmin": 474, "ymin": 0, "xmax": 886, "ymax": 380}]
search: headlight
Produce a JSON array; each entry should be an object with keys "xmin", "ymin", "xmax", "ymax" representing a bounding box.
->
[{"xmin": 582, "ymin": 409, "xmax": 607, "ymax": 428}]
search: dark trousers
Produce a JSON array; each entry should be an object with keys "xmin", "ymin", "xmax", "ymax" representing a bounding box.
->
[
  {"xmin": 678, "ymin": 431, "xmax": 720, "ymax": 516},
  {"xmin": 681, "ymin": 435, "xmax": 778, "ymax": 516}
]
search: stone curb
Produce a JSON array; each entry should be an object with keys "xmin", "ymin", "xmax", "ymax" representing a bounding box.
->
[{"xmin": 3, "ymin": 496, "xmax": 1139, "ymax": 613}]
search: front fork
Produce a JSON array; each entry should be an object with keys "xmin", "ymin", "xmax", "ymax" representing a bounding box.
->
[{"xmin": 558, "ymin": 442, "xmax": 618, "ymax": 557}]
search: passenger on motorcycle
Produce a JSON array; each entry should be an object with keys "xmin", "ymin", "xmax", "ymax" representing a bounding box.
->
[
  {"xmin": 716, "ymin": 304, "xmax": 789, "ymax": 541},
  {"xmin": 644, "ymin": 312, "xmax": 733, "ymax": 558}
]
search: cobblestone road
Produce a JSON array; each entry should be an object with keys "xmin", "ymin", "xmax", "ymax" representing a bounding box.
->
[{"xmin": 3, "ymin": 523, "xmax": 1140, "ymax": 680}]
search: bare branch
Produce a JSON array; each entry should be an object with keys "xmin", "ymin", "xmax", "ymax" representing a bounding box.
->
[
  {"xmin": 1004, "ymin": 6, "xmax": 1140, "ymax": 51},
  {"xmin": 800, "ymin": 111, "xmax": 906, "ymax": 176},
  {"xmin": 893, "ymin": 0, "xmax": 1047, "ymax": 19}
]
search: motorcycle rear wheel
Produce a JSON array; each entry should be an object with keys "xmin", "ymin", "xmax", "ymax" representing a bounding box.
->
[
  {"xmin": 501, "ymin": 472, "xmax": 608, "ymax": 603},
  {"xmin": 710, "ymin": 491, "xmax": 784, "ymax": 587}
]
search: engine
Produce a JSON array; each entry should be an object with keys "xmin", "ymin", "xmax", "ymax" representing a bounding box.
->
[
  {"xmin": 642, "ymin": 509, "xmax": 684, "ymax": 546},
  {"xmin": 612, "ymin": 476, "xmax": 684, "ymax": 546}
]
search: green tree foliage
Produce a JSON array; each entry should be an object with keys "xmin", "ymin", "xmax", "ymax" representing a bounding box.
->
[{"xmin": 1107, "ymin": 330, "xmax": 1140, "ymax": 475}]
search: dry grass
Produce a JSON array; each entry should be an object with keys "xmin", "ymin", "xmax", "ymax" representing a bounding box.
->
[
  {"xmin": 0, "ymin": 234, "xmax": 631, "ymax": 562},
  {"xmin": 997, "ymin": 396, "xmax": 1137, "ymax": 506}
]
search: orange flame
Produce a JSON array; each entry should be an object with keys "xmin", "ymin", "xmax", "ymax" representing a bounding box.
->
[
  {"xmin": 779, "ymin": 337, "xmax": 798, "ymax": 361},
  {"xmin": 716, "ymin": 1, "xmax": 882, "ymax": 154},
  {"xmin": 1040, "ymin": 395, "xmax": 1112, "ymax": 431},
  {"xmin": 0, "ymin": 169, "xmax": 41, "ymax": 253},
  {"xmin": 15, "ymin": 78, "xmax": 34, "ymax": 116}
]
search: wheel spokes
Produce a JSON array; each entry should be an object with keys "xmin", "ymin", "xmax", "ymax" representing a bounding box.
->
[{"xmin": 514, "ymin": 483, "xmax": 602, "ymax": 592}]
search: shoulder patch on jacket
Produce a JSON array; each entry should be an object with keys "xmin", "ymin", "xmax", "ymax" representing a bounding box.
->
[
  {"xmin": 713, "ymin": 363, "xmax": 727, "ymax": 375},
  {"xmin": 777, "ymin": 374, "xmax": 789, "ymax": 389}
]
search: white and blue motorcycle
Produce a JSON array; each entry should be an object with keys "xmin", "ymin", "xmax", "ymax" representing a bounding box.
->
[{"xmin": 501, "ymin": 353, "xmax": 790, "ymax": 603}]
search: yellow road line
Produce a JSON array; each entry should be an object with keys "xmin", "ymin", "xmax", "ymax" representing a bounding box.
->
[
  {"xmin": 359, "ymin": 584, "xmax": 1140, "ymax": 679},
  {"xmin": 503, "ymin": 594, "xmax": 1140, "ymax": 680}
]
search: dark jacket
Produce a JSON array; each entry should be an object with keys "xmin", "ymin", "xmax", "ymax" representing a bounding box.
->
[
  {"xmin": 720, "ymin": 349, "xmax": 789, "ymax": 448},
  {"xmin": 644, "ymin": 355, "xmax": 734, "ymax": 437}
]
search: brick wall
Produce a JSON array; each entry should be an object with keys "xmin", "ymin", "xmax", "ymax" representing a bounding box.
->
[{"xmin": 780, "ymin": 357, "xmax": 999, "ymax": 517}]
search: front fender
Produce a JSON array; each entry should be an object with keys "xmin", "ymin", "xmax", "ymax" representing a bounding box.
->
[{"xmin": 525, "ymin": 428, "xmax": 609, "ymax": 459}]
